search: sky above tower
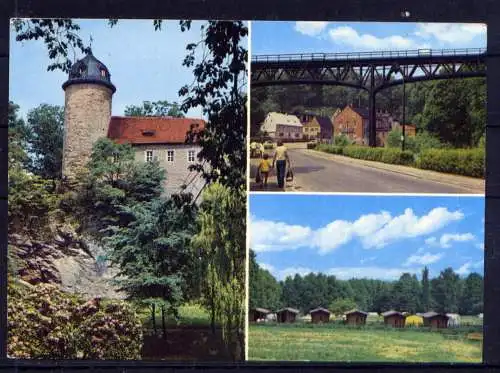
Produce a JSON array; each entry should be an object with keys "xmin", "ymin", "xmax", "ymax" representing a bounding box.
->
[{"xmin": 9, "ymin": 19, "xmax": 220, "ymax": 121}]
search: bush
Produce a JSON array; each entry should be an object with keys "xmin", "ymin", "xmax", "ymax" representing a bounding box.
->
[
  {"xmin": 316, "ymin": 144, "xmax": 344, "ymax": 155},
  {"xmin": 307, "ymin": 142, "xmax": 317, "ymax": 150},
  {"xmin": 7, "ymin": 279, "xmax": 143, "ymax": 359},
  {"xmin": 387, "ymin": 130, "xmax": 445, "ymax": 154},
  {"xmin": 343, "ymin": 147, "xmax": 415, "ymax": 166},
  {"xmin": 416, "ymin": 148, "xmax": 485, "ymax": 178},
  {"xmin": 334, "ymin": 134, "xmax": 352, "ymax": 147}
]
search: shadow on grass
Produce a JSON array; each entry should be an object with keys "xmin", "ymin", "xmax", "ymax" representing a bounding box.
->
[{"xmin": 141, "ymin": 326, "xmax": 232, "ymax": 361}]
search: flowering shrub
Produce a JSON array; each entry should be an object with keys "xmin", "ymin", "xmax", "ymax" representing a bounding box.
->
[{"xmin": 8, "ymin": 279, "xmax": 143, "ymax": 359}]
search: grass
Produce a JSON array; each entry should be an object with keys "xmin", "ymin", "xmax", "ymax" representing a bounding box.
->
[
  {"xmin": 136, "ymin": 302, "xmax": 211, "ymax": 329},
  {"xmin": 248, "ymin": 324, "xmax": 482, "ymax": 362}
]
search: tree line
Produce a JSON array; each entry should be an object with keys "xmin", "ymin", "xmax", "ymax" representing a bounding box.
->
[
  {"xmin": 249, "ymin": 250, "xmax": 483, "ymax": 316},
  {"xmin": 251, "ymin": 72, "xmax": 486, "ymax": 149}
]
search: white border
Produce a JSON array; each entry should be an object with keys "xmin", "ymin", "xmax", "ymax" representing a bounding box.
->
[{"xmin": 244, "ymin": 19, "xmax": 252, "ymax": 362}]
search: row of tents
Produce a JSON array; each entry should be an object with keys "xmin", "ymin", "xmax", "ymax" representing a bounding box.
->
[{"xmin": 250, "ymin": 307, "xmax": 477, "ymax": 328}]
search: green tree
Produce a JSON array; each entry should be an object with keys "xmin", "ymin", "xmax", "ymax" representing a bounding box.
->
[
  {"xmin": 192, "ymin": 183, "xmax": 246, "ymax": 361},
  {"xmin": 459, "ymin": 272, "xmax": 483, "ymax": 315},
  {"xmin": 8, "ymin": 102, "xmax": 29, "ymax": 171},
  {"xmin": 421, "ymin": 80, "xmax": 475, "ymax": 147},
  {"xmin": 421, "ymin": 266, "xmax": 431, "ymax": 312},
  {"xmin": 12, "ymin": 19, "xmax": 91, "ymax": 72},
  {"xmin": 106, "ymin": 196, "xmax": 196, "ymax": 338},
  {"xmin": 431, "ymin": 267, "xmax": 462, "ymax": 313},
  {"xmin": 249, "ymin": 250, "xmax": 282, "ymax": 310},
  {"xmin": 329, "ymin": 298, "xmax": 357, "ymax": 316},
  {"xmin": 392, "ymin": 273, "xmax": 421, "ymax": 313},
  {"xmin": 124, "ymin": 100, "xmax": 185, "ymax": 117},
  {"xmin": 26, "ymin": 104, "xmax": 65, "ymax": 179},
  {"xmin": 179, "ymin": 21, "xmax": 248, "ymax": 191},
  {"xmin": 65, "ymin": 138, "xmax": 165, "ymax": 237}
]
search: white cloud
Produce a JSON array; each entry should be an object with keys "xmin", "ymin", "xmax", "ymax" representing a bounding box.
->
[
  {"xmin": 360, "ymin": 256, "xmax": 376, "ymax": 264},
  {"xmin": 275, "ymin": 267, "xmax": 316, "ymax": 280},
  {"xmin": 476, "ymin": 242, "xmax": 484, "ymax": 250},
  {"xmin": 328, "ymin": 26, "xmax": 430, "ymax": 50},
  {"xmin": 250, "ymin": 207, "xmax": 463, "ymax": 254},
  {"xmin": 426, "ymin": 233, "xmax": 475, "ymax": 248},
  {"xmin": 367, "ymin": 208, "xmax": 464, "ymax": 249},
  {"xmin": 439, "ymin": 233, "xmax": 475, "ymax": 248},
  {"xmin": 425, "ymin": 237, "xmax": 437, "ymax": 245},
  {"xmin": 250, "ymin": 217, "xmax": 313, "ymax": 253},
  {"xmin": 314, "ymin": 212, "xmax": 391, "ymax": 254},
  {"xmin": 414, "ymin": 23, "xmax": 486, "ymax": 44},
  {"xmin": 456, "ymin": 262, "xmax": 472, "ymax": 276},
  {"xmin": 326, "ymin": 266, "xmax": 418, "ymax": 281},
  {"xmin": 294, "ymin": 21, "xmax": 329, "ymax": 37},
  {"xmin": 259, "ymin": 262, "xmax": 275, "ymax": 274},
  {"xmin": 404, "ymin": 252, "xmax": 444, "ymax": 267},
  {"xmin": 472, "ymin": 260, "xmax": 484, "ymax": 269}
]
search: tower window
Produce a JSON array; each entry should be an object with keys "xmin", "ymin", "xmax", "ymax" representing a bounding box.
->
[
  {"xmin": 167, "ymin": 150, "xmax": 175, "ymax": 162},
  {"xmin": 188, "ymin": 150, "xmax": 196, "ymax": 163},
  {"xmin": 100, "ymin": 69, "xmax": 106, "ymax": 78},
  {"xmin": 145, "ymin": 150, "xmax": 153, "ymax": 162}
]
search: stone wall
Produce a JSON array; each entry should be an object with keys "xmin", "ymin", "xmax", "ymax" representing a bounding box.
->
[{"xmin": 62, "ymin": 84, "xmax": 113, "ymax": 178}]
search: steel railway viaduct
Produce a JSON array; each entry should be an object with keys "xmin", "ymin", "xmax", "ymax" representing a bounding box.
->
[{"xmin": 251, "ymin": 48, "xmax": 486, "ymax": 147}]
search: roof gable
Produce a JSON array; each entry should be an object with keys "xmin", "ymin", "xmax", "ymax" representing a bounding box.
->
[
  {"xmin": 310, "ymin": 307, "xmax": 331, "ymax": 315},
  {"xmin": 108, "ymin": 116, "xmax": 205, "ymax": 145}
]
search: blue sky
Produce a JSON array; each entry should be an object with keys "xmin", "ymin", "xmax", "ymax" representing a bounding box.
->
[
  {"xmin": 9, "ymin": 19, "xmax": 230, "ymax": 121},
  {"xmin": 251, "ymin": 22, "xmax": 487, "ymax": 55},
  {"xmin": 250, "ymin": 194, "xmax": 484, "ymax": 282}
]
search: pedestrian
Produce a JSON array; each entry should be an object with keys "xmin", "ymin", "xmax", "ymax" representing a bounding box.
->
[
  {"xmin": 272, "ymin": 140, "xmax": 291, "ymax": 190},
  {"xmin": 257, "ymin": 153, "xmax": 272, "ymax": 188}
]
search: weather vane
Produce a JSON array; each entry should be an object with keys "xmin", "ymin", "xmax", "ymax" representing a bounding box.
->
[{"xmin": 89, "ymin": 35, "xmax": 94, "ymax": 52}]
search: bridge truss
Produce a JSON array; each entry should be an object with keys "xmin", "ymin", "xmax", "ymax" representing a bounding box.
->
[{"xmin": 251, "ymin": 48, "xmax": 487, "ymax": 147}]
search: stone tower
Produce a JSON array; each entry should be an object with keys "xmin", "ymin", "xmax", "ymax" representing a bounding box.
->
[{"xmin": 61, "ymin": 51, "xmax": 116, "ymax": 178}]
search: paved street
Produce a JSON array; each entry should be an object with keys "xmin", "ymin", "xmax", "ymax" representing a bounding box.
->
[{"xmin": 249, "ymin": 144, "xmax": 484, "ymax": 194}]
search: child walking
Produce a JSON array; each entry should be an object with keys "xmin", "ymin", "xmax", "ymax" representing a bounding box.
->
[{"xmin": 257, "ymin": 153, "xmax": 272, "ymax": 188}]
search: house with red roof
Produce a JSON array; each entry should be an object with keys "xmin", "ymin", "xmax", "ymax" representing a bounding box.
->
[{"xmin": 61, "ymin": 52, "xmax": 206, "ymax": 197}]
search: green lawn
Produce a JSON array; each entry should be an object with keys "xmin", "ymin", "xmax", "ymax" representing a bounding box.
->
[
  {"xmin": 136, "ymin": 302, "xmax": 211, "ymax": 329},
  {"xmin": 248, "ymin": 324, "xmax": 482, "ymax": 362}
]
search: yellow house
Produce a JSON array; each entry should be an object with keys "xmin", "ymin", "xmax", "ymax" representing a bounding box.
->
[
  {"xmin": 303, "ymin": 117, "xmax": 321, "ymax": 140},
  {"xmin": 406, "ymin": 314, "xmax": 424, "ymax": 327}
]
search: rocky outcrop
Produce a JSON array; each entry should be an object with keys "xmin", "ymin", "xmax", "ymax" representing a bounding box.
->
[{"xmin": 8, "ymin": 225, "xmax": 125, "ymax": 300}]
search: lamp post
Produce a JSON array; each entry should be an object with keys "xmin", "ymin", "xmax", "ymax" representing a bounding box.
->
[{"xmin": 401, "ymin": 72, "xmax": 406, "ymax": 152}]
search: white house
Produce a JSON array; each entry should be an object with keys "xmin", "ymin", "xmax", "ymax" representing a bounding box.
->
[{"xmin": 260, "ymin": 112, "xmax": 303, "ymax": 141}]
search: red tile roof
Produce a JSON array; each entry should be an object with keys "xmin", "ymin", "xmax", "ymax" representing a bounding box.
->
[{"xmin": 107, "ymin": 116, "xmax": 205, "ymax": 144}]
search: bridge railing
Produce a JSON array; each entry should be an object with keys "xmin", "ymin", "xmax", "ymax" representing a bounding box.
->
[{"xmin": 252, "ymin": 48, "xmax": 487, "ymax": 63}]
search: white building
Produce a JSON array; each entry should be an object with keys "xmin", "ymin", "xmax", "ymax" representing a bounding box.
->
[{"xmin": 260, "ymin": 112, "xmax": 303, "ymax": 141}]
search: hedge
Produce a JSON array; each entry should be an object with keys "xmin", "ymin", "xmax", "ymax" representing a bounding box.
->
[
  {"xmin": 314, "ymin": 144, "xmax": 484, "ymax": 178},
  {"xmin": 343, "ymin": 147, "xmax": 415, "ymax": 166},
  {"xmin": 315, "ymin": 145, "xmax": 414, "ymax": 166},
  {"xmin": 416, "ymin": 148, "xmax": 485, "ymax": 178}
]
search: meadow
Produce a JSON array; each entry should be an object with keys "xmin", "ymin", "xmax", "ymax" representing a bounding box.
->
[{"xmin": 248, "ymin": 319, "xmax": 483, "ymax": 363}]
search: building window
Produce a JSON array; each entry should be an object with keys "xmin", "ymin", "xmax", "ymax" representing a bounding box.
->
[
  {"xmin": 113, "ymin": 154, "xmax": 119, "ymax": 163},
  {"xmin": 188, "ymin": 150, "xmax": 196, "ymax": 163},
  {"xmin": 145, "ymin": 150, "xmax": 153, "ymax": 162},
  {"xmin": 100, "ymin": 69, "xmax": 106, "ymax": 78},
  {"xmin": 167, "ymin": 150, "xmax": 175, "ymax": 162}
]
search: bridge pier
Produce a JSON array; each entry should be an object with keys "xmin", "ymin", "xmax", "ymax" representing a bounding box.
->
[{"xmin": 368, "ymin": 66, "xmax": 377, "ymax": 147}]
